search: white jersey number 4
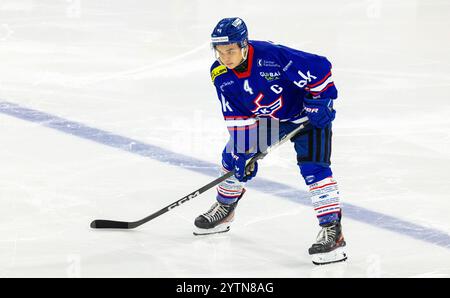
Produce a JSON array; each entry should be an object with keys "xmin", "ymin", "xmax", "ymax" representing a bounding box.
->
[{"xmin": 243, "ymin": 79, "xmax": 254, "ymax": 95}]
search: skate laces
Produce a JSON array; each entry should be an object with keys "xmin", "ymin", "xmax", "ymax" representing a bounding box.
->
[
  {"xmin": 202, "ymin": 202, "xmax": 231, "ymax": 223},
  {"xmin": 315, "ymin": 224, "xmax": 337, "ymax": 245}
]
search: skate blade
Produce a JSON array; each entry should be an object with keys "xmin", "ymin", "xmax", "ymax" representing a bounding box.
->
[
  {"xmin": 311, "ymin": 246, "xmax": 347, "ymax": 265},
  {"xmin": 193, "ymin": 223, "xmax": 230, "ymax": 236}
]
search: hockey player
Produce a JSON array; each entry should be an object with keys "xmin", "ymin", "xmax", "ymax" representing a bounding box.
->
[{"xmin": 194, "ymin": 17, "xmax": 346, "ymax": 265}]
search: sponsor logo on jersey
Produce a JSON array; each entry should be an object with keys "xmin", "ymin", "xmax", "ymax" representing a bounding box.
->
[
  {"xmin": 257, "ymin": 59, "xmax": 281, "ymax": 68},
  {"xmin": 294, "ymin": 70, "xmax": 317, "ymax": 88},
  {"xmin": 220, "ymin": 80, "xmax": 234, "ymax": 91},
  {"xmin": 211, "ymin": 65, "xmax": 227, "ymax": 83},
  {"xmin": 259, "ymin": 71, "xmax": 281, "ymax": 82},
  {"xmin": 283, "ymin": 60, "xmax": 293, "ymax": 72},
  {"xmin": 221, "ymin": 93, "xmax": 233, "ymax": 112}
]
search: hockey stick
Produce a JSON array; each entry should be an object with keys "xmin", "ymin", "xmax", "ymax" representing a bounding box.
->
[{"xmin": 90, "ymin": 120, "xmax": 309, "ymax": 229}]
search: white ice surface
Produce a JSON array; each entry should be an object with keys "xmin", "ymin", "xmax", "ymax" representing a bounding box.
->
[{"xmin": 0, "ymin": 0, "xmax": 449, "ymax": 277}]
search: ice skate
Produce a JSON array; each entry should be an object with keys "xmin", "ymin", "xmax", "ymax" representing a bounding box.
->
[
  {"xmin": 193, "ymin": 190, "xmax": 245, "ymax": 235},
  {"xmin": 308, "ymin": 221, "xmax": 347, "ymax": 265}
]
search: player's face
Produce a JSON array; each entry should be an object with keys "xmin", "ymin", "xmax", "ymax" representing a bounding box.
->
[{"xmin": 215, "ymin": 44, "xmax": 244, "ymax": 69}]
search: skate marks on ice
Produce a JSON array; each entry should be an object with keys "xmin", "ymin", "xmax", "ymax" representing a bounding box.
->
[{"xmin": 1, "ymin": 100, "xmax": 449, "ymax": 250}]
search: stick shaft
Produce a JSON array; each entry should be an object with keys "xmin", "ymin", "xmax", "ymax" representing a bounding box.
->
[{"xmin": 90, "ymin": 121, "xmax": 309, "ymax": 229}]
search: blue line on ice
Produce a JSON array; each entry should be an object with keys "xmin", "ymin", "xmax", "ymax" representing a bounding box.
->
[{"xmin": 1, "ymin": 100, "xmax": 449, "ymax": 250}]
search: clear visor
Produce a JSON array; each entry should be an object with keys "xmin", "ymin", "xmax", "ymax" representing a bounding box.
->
[{"xmin": 211, "ymin": 43, "xmax": 248, "ymax": 65}]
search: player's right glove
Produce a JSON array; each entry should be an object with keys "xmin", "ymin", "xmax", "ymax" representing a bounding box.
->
[
  {"xmin": 303, "ymin": 97, "xmax": 336, "ymax": 128},
  {"xmin": 232, "ymin": 152, "xmax": 258, "ymax": 182}
]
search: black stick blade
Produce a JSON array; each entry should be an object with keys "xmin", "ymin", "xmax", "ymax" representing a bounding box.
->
[{"xmin": 90, "ymin": 219, "xmax": 130, "ymax": 229}]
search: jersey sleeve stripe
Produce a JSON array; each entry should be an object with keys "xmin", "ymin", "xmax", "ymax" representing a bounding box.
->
[
  {"xmin": 308, "ymin": 76, "xmax": 334, "ymax": 92},
  {"xmin": 307, "ymin": 71, "xmax": 332, "ymax": 88},
  {"xmin": 309, "ymin": 82, "xmax": 335, "ymax": 96}
]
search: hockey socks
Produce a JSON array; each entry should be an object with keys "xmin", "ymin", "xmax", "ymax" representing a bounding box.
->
[
  {"xmin": 308, "ymin": 176, "xmax": 341, "ymax": 225},
  {"xmin": 307, "ymin": 176, "xmax": 346, "ymax": 265}
]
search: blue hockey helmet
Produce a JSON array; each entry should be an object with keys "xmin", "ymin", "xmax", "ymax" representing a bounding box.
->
[{"xmin": 211, "ymin": 17, "xmax": 248, "ymax": 48}]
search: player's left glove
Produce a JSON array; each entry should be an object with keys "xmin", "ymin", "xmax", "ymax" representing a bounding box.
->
[
  {"xmin": 232, "ymin": 152, "xmax": 258, "ymax": 183},
  {"xmin": 303, "ymin": 97, "xmax": 336, "ymax": 128}
]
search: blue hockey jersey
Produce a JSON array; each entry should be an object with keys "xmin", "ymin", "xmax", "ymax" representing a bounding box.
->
[{"xmin": 210, "ymin": 40, "xmax": 338, "ymax": 153}]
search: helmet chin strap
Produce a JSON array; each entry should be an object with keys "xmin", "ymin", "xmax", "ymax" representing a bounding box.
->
[
  {"xmin": 234, "ymin": 46, "xmax": 248, "ymax": 68},
  {"xmin": 241, "ymin": 46, "xmax": 248, "ymax": 61}
]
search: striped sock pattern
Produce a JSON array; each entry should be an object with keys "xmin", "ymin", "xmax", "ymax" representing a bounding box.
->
[
  {"xmin": 309, "ymin": 177, "xmax": 341, "ymax": 225},
  {"xmin": 216, "ymin": 166, "xmax": 244, "ymax": 204}
]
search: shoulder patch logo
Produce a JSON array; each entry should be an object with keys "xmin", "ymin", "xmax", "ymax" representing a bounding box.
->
[{"xmin": 211, "ymin": 65, "xmax": 227, "ymax": 83}]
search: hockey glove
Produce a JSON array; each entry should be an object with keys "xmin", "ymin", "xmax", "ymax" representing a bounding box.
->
[
  {"xmin": 232, "ymin": 152, "xmax": 258, "ymax": 182},
  {"xmin": 303, "ymin": 97, "xmax": 336, "ymax": 128}
]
